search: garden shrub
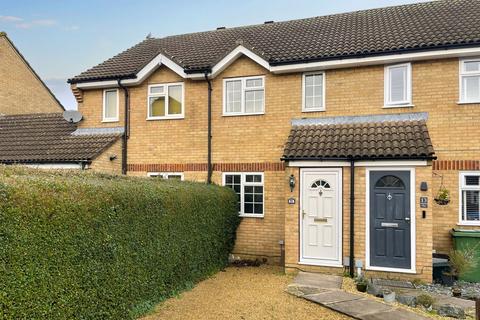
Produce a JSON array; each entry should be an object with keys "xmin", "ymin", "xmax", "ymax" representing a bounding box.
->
[{"xmin": 0, "ymin": 167, "xmax": 240, "ymax": 319}]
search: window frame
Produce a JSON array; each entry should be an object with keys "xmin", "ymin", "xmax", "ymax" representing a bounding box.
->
[
  {"xmin": 302, "ymin": 72, "xmax": 326, "ymax": 112},
  {"xmin": 384, "ymin": 63, "xmax": 412, "ymax": 107},
  {"xmin": 102, "ymin": 88, "xmax": 119, "ymax": 122},
  {"xmin": 147, "ymin": 82, "xmax": 185, "ymax": 120},
  {"xmin": 147, "ymin": 172, "xmax": 184, "ymax": 180},
  {"xmin": 459, "ymin": 58, "xmax": 480, "ymax": 104},
  {"xmin": 222, "ymin": 75, "xmax": 265, "ymax": 116},
  {"xmin": 459, "ymin": 171, "xmax": 480, "ymax": 226},
  {"xmin": 222, "ymin": 172, "xmax": 265, "ymax": 218}
]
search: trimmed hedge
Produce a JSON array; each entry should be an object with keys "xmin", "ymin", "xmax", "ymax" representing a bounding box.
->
[{"xmin": 0, "ymin": 167, "xmax": 240, "ymax": 319}]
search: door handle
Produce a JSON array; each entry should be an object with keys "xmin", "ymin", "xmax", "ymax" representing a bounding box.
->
[{"xmin": 405, "ymin": 217, "xmax": 411, "ymax": 222}]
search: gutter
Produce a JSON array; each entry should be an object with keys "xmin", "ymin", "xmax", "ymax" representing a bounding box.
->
[
  {"xmin": 117, "ymin": 79, "xmax": 130, "ymax": 175},
  {"xmin": 281, "ymin": 156, "xmax": 437, "ymax": 162},
  {"xmin": 204, "ymin": 72, "xmax": 213, "ymax": 184}
]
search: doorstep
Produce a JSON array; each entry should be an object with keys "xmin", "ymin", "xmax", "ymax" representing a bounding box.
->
[{"xmin": 286, "ymin": 272, "xmax": 429, "ymax": 320}]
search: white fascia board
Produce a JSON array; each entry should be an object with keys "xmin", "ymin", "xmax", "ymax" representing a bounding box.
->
[
  {"xmin": 24, "ymin": 163, "xmax": 83, "ymax": 169},
  {"xmin": 287, "ymin": 160, "xmax": 427, "ymax": 167},
  {"xmin": 76, "ymin": 46, "xmax": 480, "ymax": 88},
  {"xmin": 270, "ymin": 47, "xmax": 480, "ymax": 74}
]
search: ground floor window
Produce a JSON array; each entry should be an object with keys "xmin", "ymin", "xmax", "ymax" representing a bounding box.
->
[
  {"xmin": 223, "ymin": 172, "xmax": 264, "ymax": 217},
  {"xmin": 147, "ymin": 172, "xmax": 184, "ymax": 180},
  {"xmin": 460, "ymin": 172, "xmax": 480, "ymax": 224}
]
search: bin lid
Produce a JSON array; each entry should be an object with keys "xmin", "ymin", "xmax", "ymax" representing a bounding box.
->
[{"xmin": 451, "ymin": 229, "xmax": 480, "ymax": 237}]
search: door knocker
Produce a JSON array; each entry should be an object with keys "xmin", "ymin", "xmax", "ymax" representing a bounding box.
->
[
  {"xmin": 318, "ymin": 189, "xmax": 323, "ymax": 196},
  {"xmin": 387, "ymin": 193, "xmax": 393, "ymax": 201}
]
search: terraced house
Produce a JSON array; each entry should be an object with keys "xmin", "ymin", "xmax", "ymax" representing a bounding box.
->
[{"xmin": 68, "ymin": 0, "xmax": 480, "ymax": 282}]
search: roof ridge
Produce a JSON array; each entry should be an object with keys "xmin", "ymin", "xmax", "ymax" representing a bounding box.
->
[{"xmin": 291, "ymin": 112, "xmax": 429, "ymax": 126}]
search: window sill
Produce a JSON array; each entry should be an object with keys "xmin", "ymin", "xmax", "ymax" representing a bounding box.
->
[
  {"xmin": 222, "ymin": 112, "xmax": 265, "ymax": 117},
  {"xmin": 457, "ymin": 101, "xmax": 480, "ymax": 105},
  {"xmin": 382, "ymin": 104, "xmax": 415, "ymax": 109},
  {"xmin": 302, "ymin": 108, "xmax": 326, "ymax": 113},
  {"xmin": 239, "ymin": 214, "xmax": 264, "ymax": 219},
  {"xmin": 146, "ymin": 116, "xmax": 184, "ymax": 121},
  {"xmin": 457, "ymin": 222, "xmax": 480, "ymax": 226},
  {"xmin": 102, "ymin": 119, "xmax": 119, "ymax": 123}
]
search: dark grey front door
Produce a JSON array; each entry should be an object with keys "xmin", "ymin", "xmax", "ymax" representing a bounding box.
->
[{"xmin": 370, "ymin": 171, "xmax": 411, "ymax": 269}]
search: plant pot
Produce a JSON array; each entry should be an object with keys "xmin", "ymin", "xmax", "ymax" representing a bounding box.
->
[
  {"xmin": 452, "ymin": 287, "xmax": 462, "ymax": 297},
  {"xmin": 383, "ymin": 290, "xmax": 396, "ymax": 303},
  {"xmin": 356, "ymin": 283, "xmax": 367, "ymax": 292},
  {"xmin": 434, "ymin": 198, "xmax": 450, "ymax": 205},
  {"xmin": 441, "ymin": 273, "xmax": 455, "ymax": 286}
]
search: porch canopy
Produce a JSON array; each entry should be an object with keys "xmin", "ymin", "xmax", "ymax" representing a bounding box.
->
[{"xmin": 282, "ymin": 112, "xmax": 435, "ymax": 161}]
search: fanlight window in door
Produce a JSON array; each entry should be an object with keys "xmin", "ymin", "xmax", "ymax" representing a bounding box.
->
[
  {"xmin": 375, "ymin": 175, "xmax": 405, "ymax": 189},
  {"xmin": 310, "ymin": 179, "xmax": 331, "ymax": 189}
]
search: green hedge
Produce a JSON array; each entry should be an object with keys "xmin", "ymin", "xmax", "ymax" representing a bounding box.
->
[{"xmin": 0, "ymin": 167, "xmax": 240, "ymax": 319}]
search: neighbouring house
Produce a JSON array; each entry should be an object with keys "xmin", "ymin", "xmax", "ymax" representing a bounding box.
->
[
  {"xmin": 0, "ymin": 32, "xmax": 64, "ymax": 114},
  {"xmin": 68, "ymin": 0, "xmax": 480, "ymax": 282},
  {"xmin": 0, "ymin": 113, "xmax": 122, "ymax": 172}
]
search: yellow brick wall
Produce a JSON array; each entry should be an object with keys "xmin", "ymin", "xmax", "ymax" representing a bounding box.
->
[
  {"xmin": 88, "ymin": 139, "xmax": 122, "ymax": 174},
  {"xmin": 77, "ymin": 55, "xmax": 480, "ymax": 278},
  {"xmin": 0, "ymin": 35, "xmax": 63, "ymax": 114}
]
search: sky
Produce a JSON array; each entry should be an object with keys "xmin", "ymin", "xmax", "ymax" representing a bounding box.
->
[{"xmin": 0, "ymin": 0, "xmax": 427, "ymax": 110}]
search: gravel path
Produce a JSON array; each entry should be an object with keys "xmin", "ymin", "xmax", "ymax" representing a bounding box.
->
[{"xmin": 142, "ymin": 266, "xmax": 350, "ymax": 320}]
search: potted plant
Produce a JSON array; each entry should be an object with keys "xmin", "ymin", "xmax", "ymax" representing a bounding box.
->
[
  {"xmin": 434, "ymin": 187, "xmax": 450, "ymax": 205},
  {"xmin": 355, "ymin": 275, "xmax": 368, "ymax": 292},
  {"xmin": 442, "ymin": 247, "xmax": 477, "ymax": 287}
]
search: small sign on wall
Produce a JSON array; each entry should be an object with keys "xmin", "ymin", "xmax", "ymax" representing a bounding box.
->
[
  {"xmin": 420, "ymin": 196, "xmax": 428, "ymax": 208},
  {"xmin": 288, "ymin": 197, "xmax": 296, "ymax": 205}
]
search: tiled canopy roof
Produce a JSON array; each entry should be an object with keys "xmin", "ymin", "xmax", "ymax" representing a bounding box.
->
[
  {"xmin": 0, "ymin": 113, "xmax": 122, "ymax": 163},
  {"xmin": 69, "ymin": 0, "xmax": 480, "ymax": 83},
  {"xmin": 283, "ymin": 113, "xmax": 435, "ymax": 160}
]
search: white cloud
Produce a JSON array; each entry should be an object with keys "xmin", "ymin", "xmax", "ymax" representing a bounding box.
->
[
  {"xmin": 15, "ymin": 19, "xmax": 57, "ymax": 29},
  {"xmin": 0, "ymin": 15, "xmax": 23, "ymax": 22},
  {"xmin": 64, "ymin": 25, "xmax": 80, "ymax": 31}
]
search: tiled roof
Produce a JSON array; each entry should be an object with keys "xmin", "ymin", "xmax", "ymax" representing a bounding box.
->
[
  {"xmin": 283, "ymin": 113, "xmax": 435, "ymax": 160},
  {"xmin": 0, "ymin": 113, "xmax": 122, "ymax": 163},
  {"xmin": 70, "ymin": 0, "xmax": 480, "ymax": 83}
]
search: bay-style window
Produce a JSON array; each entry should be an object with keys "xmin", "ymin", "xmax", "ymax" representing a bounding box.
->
[
  {"xmin": 384, "ymin": 63, "xmax": 412, "ymax": 107},
  {"xmin": 103, "ymin": 89, "xmax": 119, "ymax": 122},
  {"xmin": 460, "ymin": 172, "xmax": 480, "ymax": 225},
  {"xmin": 302, "ymin": 72, "xmax": 325, "ymax": 112},
  {"xmin": 460, "ymin": 59, "xmax": 480, "ymax": 103},
  {"xmin": 223, "ymin": 173, "xmax": 264, "ymax": 217},
  {"xmin": 147, "ymin": 83, "xmax": 184, "ymax": 119},
  {"xmin": 223, "ymin": 76, "xmax": 265, "ymax": 115}
]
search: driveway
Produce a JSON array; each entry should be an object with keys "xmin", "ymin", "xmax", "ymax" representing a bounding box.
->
[{"xmin": 142, "ymin": 265, "xmax": 350, "ymax": 320}]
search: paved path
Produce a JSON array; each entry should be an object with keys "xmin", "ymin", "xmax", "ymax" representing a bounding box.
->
[{"xmin": 286, "ymin": 272, "xmax": 429, "ymax": 320}]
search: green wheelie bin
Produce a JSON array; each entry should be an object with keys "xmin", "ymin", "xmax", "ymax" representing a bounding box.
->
[{"xmin": 450, "ymin": 229, "xmax": 480, "ymax": 282}]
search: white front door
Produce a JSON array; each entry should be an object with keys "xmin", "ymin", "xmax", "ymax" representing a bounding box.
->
[{"xmin": 300, "ymin": 169, "xmax": 342, "ymax": 266}]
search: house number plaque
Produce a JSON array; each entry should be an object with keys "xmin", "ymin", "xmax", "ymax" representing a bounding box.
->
[{"xmin": 420, "ymin": 196, "xmax": 428, "ymax": 208}]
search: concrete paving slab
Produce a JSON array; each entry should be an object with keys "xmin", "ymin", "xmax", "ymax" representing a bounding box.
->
[
  {"xmin": 304, "ymin": 290, "xmax": 363, "ymax": 305},
  {"xmin": 359, "ymin": 309, "xmax": 430, "ymax": 320},
  {"xmin": 327, "ymin": 298, "xmax": 393, "ymax": 318},
  {"xmin": 285, "ymin": 284, "xmax": 328, "ymax": 297},
  {"xmin": 293, "ymin": 271, "xmax": 342, "ymax": 289}
]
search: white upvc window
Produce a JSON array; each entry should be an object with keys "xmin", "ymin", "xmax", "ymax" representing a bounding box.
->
[
  {"xmin": 147, "ymin": 83, "xmax": 184, "ymax": 120},
  {"xmin": 223, "ymin": 76, "xmax": 265, "ymax": 116},
  {"xmin": 459, "ymin": 58, "xmax": 480, "ymax": 103},
  {"xmin": 459, "ymin": 172, "xmax": 480, "ymax": 225},
  {"xmin": 302, "ymin": 72, "xmax": 325, "ymax": 112},
  {"xmin": 384, "ymin": 63, "xmax": 412, "ymax": 107},
  {"xmin": 222, "ymin": 172, "xmax": 264, "ymax": 217},
  {"xmin": 147, "ymin": 172, "xmax": 184, "ymax": 180},
  {"xmin": 102, "ymin": 89, "xmax": 119, "ymax": 122}
]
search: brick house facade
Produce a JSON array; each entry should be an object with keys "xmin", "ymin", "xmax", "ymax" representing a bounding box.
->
[
  {"xmin": 0, "ymin": 32, "xmax": 64, "ymax": 115},
  {"xmin": 69, "ymin": 0, "xmax": 480, "ymax": 282}
]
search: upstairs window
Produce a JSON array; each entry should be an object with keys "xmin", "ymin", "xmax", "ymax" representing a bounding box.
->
[
  {"xmin": 147, "ymin": 83, "xmax": 184, "ymax": 119},
  {"xmin": 224, "ymin": 76, "xmax": 264, "ymax": 115},
  {"xmin": 460, "ymin": 59, "xmax": 480, "ymax": 103},
  {"xmin": 303, "ymin": 72, "xmax": 325, "ymax": 112},
  {"xmin": 103, "ymin": 89, "xmax": 119, "ymax": 122},
  {"xmin": 384, "ymin": 63, "xmax": 412, "ymax": 107},
  {"xmin": 460, "ymin": 172, "xmax": 480, "ymax": 225},
  {"xmin": 223, "ymin": 173, "xmax": 264, "ymax": 217}
]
